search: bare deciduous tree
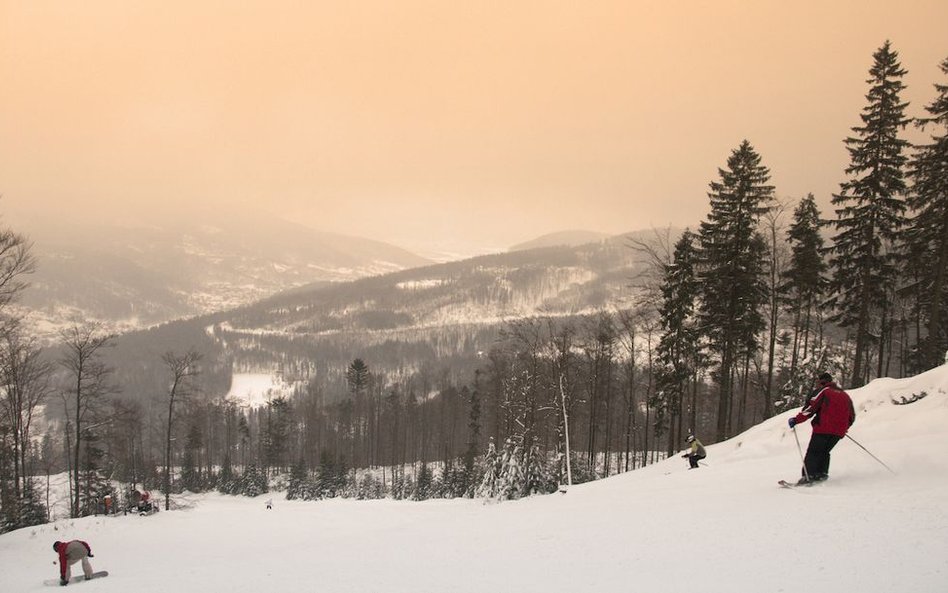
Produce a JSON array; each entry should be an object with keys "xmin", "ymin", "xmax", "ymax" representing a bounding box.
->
[
  {"xmin": 761, "ymin": 199, "xmax": 790, "ymax": 420},
  {"xmin": 0, "ymin": 328, "xmax": 54, "ymax": 498},
  {"xmin": 626, "ymin": 226, "xmax": 678, "ymax": 309},
  {"xmin": 0, "ymin": 223, "xmax": 36, "ymax": 316},
  {"xmin": 59, "ymin": 323, "xmax": 116, "ymax": 518},
  {"xmin": 162, "ymin": 350, "xmax": 202, "ymax": 511}
]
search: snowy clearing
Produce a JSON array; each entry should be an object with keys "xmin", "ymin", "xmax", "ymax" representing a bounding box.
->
[{"xmin": 225, "ymin": 372, "xmax": 300, "ymax": 408}]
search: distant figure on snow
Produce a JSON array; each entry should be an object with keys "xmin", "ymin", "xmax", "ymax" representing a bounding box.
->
[
  {"xmin": 266, "ymin": 498, "xmax": 273, "ymax": 510},
  {"xmin": 788, "ymin": 372, "xmax": 855, "ymax": 485},
  {"xmin": 52, "ymin": 540, "xmax": 95, "ymax": 586},
  {"xmin": 682, "ymin": 435, "xmax": 706, "ymax": 469}
]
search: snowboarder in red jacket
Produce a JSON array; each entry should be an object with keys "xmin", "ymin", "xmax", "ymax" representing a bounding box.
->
[
  {"xmin": 52, "ymin": 540, "xmax": 94, "ymax": 585},
  {"xmin": 788, "ymin": 372, "xmax": 855, "ymax": 484}
]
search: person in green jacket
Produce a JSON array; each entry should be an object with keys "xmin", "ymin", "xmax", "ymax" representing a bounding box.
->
[{"xmin": 681, "ymin": 435, "xmax": 706, "ymax": 469}]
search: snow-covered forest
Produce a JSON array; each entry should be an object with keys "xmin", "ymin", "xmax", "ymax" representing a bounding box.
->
[{"xmin": 1, "ymin": 42, "xmax": 947, "ymax": 545}]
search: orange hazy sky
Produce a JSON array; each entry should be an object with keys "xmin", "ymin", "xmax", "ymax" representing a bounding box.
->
[{"xmin": 1, "ymin": 1, "xmax": 946, "ymax": 255}]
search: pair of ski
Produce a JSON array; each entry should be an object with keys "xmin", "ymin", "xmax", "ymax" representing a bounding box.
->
[
  {"xmin": 778, "ymin": 479, "xmax": 821, "ymax": 488},
  {"xmin": 44, "ymin": 571, "xmax": 108, "ymax": 586}
]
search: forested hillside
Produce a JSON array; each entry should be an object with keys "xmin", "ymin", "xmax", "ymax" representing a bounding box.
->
[{"xmin": 12, "ymin": 210, "xmax": 430, "ymax": 337}]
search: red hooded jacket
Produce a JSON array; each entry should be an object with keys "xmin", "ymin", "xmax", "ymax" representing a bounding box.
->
[{"xmin": 793, "ymin": 382, "xmax": 855, "ymax": 437}]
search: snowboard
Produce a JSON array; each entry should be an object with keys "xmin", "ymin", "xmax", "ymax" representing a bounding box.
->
[{"xmin": 44, "ymin": 571, "xmax": 108, "ymax": 586}]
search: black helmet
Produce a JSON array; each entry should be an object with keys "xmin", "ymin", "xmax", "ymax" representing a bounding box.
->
[
  {"xmin": 52, "ymin": 541, "xmax": 61, "ymax": 552},
  {"xmin": 817, "ymin": 372, "xmax": 833, "ymax": 384}
]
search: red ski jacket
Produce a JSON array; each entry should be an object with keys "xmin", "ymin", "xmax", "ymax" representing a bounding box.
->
[
  {"xmin": 55, "ymin": 540, "xmax": 93, "ymax": 579},
  {"xmin": 793, "ymin": 383, "xmax": 855, "ymax": 437}
]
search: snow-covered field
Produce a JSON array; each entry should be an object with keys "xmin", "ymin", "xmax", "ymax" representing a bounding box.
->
[
  {"xmin": 225, "ymin": 372, "xmax": 302, "ymax": 408},
  {"xmin": 3, "ymin": 365, "xmax": 948, "ymax": 592}
]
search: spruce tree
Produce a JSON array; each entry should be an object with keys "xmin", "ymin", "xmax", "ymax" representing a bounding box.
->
[
  {"xmin": 263, "ymin": 397, "xmax": 292, "ymax": 475},
  {"xmin": 698, "ymin": 140, "xmax": 773, "ymax": 441},
  {"xmin": 238, "ymin": 464, "xmax": 268, "ymax": 497},
  {"xmin": 286, "ymin": 457, "xmax": 311, "ymax": 500},
  {"xmin": 496, "ymin": 438, "xmax": 524, "ymax": 500},
  {"xmin": 346, "ymin": 359, "xmax": 370, "ymax": 394},
  {"xmin": 905, "ymin": 57, "xmax": 948, "ymax": 370},
  {"xmin": 475, "ymin": 438, "xmax": 501, "ymax": 498},
  {"xmin": 16, "ymin": 480, "xmax": 47, "ymax": 529},
  {"xmin": 180, "ymin": 421, "xmax": 203, "ymax": 492},
  {"xmin": 0, "ymin": 422, "xmax": 17, "ymax": 531},
  {"xmin": 781, "ymin": 194, "xmax": 828, "ymax": 373},
  {"xmin": 315, "ymin": 451, "xmax": 337, "ymax": 498},
  {"xmin": 414, "ymin": 462, "xmax": 433, "ymax": 500},
  {"xmin": 237, "ymin": 413, "xmax": 251, "ymax": 470},
  {"xmin": 464, "ymin": 382, "xmax": 480, "ymax": 491},
  {"xmin": 217, "ymin": 453, "xmax": 236, "ymax": 494},
  {"xmin": 522, "ymin": 439, "xmax": 553, "ymax": 496},
  {"xmin": 79, "ymin": 433, "xmax": 108, "ymax": 515},
  {"xmin": 828, "ymin": 40, "xmax": 910, "ymax": 386},
  {"xmin": 655, "ymin": 229, "xmax": 700, "ymax": 448},
  {"xmin": 345, "ymin": 359, "xmax": 369, "ymax": 466}
]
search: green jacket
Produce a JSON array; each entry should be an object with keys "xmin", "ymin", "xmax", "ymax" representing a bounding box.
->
[{"xmin": 689, "ymin": 439, "xmax": 706, "ymax": 457}]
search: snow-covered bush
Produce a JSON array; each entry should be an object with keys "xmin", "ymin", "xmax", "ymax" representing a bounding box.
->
[{"xmin": 234, "ymin": 465, "xmax": 268, "ymax": 497}]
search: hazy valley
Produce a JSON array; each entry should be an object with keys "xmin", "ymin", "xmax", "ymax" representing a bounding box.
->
[
  {"xmin": 91, "ymin": 228, "xmax": 662, "ymax": 409},
  {"xmin": 11, "ymin": 210, "xmax": 431, "ymax": 339}
]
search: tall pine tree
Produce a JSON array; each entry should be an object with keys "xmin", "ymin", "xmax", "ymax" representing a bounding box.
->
[
  {"xmin": 781, "ymin": 193, "xmax": 828, "ymax": 374},
  {"xmin": 905, "ymin": 57, "xmax": 948, "ymax": 370},
  {"xmin": 655, "ymin": 229, "xmax": 700, "ymax": 449},
  {"xmin": 698, "ymin": 140, "xmax": 773, "ymax": 441},
  {"xmin": 828, "ymin": 40, "xmax": 910, "ymax": 386}
]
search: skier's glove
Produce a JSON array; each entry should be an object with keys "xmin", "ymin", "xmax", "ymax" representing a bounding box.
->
[{"xmin": 788, "ymin": 418, "xmax": 797, "ymax": 429}]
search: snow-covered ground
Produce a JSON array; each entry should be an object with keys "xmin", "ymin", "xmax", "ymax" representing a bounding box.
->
[{"xmin": 3, "ymin": 365, "xmax": 948, "ymax": 592}]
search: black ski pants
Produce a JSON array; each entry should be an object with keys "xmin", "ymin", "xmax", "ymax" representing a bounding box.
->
[{"xmin": 802, "ymin": 433, "xmax": 842, "ymax": 480}]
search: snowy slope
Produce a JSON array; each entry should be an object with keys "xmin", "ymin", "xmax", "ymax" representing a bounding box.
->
[{"xmin": 3, "ymin": 365, "xmax": 948, "ymax": 593}]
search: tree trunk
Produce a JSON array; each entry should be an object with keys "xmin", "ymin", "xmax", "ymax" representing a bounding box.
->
[
  {"xmin": 716, "ymin": 343, "xmax": 733, "ymax": 442},
  {"xmin": 926, "ymin": 211, "xmax": 948, "ymax": 368},
  {"xmin": 165, "ymin": 391, "xmax": 176, "ymax": 512},
  {"xmin": 73, "ymin": 387, "xmax": 82, "ymax": 518},
  {"xmin": 852, "ymin": 258, "xmax": 875, "ymax": 387},
  {"xmin": 765, "ymin": 302, "xmax": 778, "ymax": 419},
  {"xmin": 790, "ymin": 304, "xmax": 802, "ymax": 376},
  {"xmin": 877, "ymin": 295, "xmax": 888, "ymax": 379}
]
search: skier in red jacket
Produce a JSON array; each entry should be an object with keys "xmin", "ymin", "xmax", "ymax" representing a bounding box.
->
[{"xmin": 788, "ymin": 372, "xmax": 856, "ymax": 485}]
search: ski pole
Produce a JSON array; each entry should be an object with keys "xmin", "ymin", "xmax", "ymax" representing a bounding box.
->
[
  {"xmin": 845, "ymin": 434, "xmax": 896, "ymax": 474},
  {"xmin": 792, "ymin": 427, "xmax": 810, "ymax": 481}
]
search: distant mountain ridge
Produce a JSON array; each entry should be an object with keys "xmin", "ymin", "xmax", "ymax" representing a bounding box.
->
[
  {"xmin": 14, "ymin": 210, "xmax": 431, "ymax": 338},
  {"xmin": 509, "ymin": 230, "xmax": 611, "ymax": 252},
  {"xmin": 240, "ymin": 234, "xmax": 640, "ymax": 335}
]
